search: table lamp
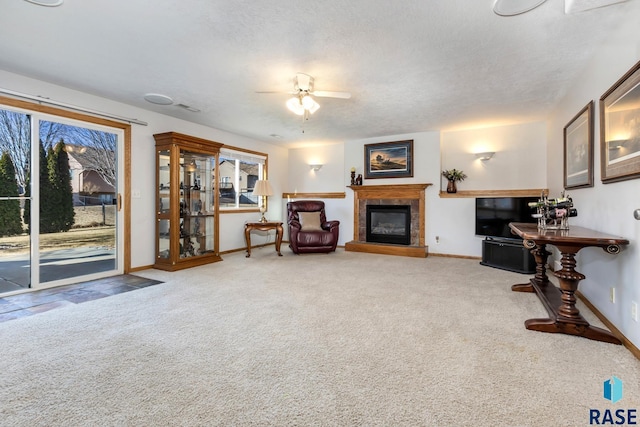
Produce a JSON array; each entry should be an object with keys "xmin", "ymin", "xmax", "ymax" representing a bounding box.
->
[{"xmin": 252, "ymin": 180, "xmax": 273, "ymax": 223}]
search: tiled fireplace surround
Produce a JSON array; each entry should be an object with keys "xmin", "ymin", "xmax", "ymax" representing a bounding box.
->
[
  {"xmin": 360, "ymin": 200, "xmax": 419, "ymax": 244},
  {"xmin": 345, "ymin": 184, "xmax": 431, "ymax": 258}
]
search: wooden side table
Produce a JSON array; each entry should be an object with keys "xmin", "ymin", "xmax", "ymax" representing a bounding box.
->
[
  {"xmin": 244, "ymin": 221, "xmax": 283, "ymax": 258},
  {"xmin": 509, "ymin": 222, "xmax": 629, "ymax": 344}
]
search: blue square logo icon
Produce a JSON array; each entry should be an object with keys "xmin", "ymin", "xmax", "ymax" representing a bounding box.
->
[{"xmin": 604, "ymin": 376, "xmax": 623, "ymax": 404}]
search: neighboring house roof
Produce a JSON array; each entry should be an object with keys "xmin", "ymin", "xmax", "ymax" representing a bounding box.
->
[
  {"xmin": 65, "ymin": 144, "xmax": 115, "ymax": 170},
  {"xmin": 65, "ymin": 144, "xmax": 115, "ymax": 194},
  {"xmin": 219, "ymin": 159, "xmax": 259, "ymax": 176}
]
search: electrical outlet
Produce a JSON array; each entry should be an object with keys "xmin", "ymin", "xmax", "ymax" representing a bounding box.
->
[
  {"xmin": 435, "ymin": 236, "xmax": 440, "ymax": 244},
  {"xmin": 610, "ymin": 287, "xmax": 616, "ymax": 304},
  {"xmin": 632, "ymin": 301, "xmax": 638, "ymax": 322}
]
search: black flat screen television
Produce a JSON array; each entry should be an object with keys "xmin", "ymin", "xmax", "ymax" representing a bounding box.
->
[{"xmin": 475, "ymin": 197, "xmax": 538, "ymax": 240}]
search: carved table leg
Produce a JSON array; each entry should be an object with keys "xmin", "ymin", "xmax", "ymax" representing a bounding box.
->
[
  {"xmin": 524, "ymin": 249, "xmax": 621, "ymax": 344},
  {"xmin": 512, "ymin": 242, "xmax": 550, "ymax": 293},
  {"xmin": 244, "ymin": 225, "xmax": 252, "ymax": 257},
  {"xmin": 554, "ymin": 252, "xmax": 584, "ymax": 319},
  {"xmin": 275, "ymin": 223, "xmax": 283, "ymax": 256}
]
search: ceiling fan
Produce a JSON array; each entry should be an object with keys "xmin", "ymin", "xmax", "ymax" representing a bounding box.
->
[{"xmin": 258, "ymin": 73, "xmax": 351, "ymax": 121}]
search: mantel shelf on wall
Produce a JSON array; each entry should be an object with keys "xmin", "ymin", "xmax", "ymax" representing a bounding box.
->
[{"xmin": 439, "ymin": 189, "xmax": 547, "ymax": 198}]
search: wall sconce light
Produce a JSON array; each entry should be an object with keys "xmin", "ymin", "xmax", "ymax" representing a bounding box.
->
[
  {"xmin": 309, "ymin": 164, "xmax": 323, "ymax": 171},
  {"xmin": 475, "ymin": 152, "xmax": 495, "ymax": 161},
  {"xmin": 608, "ymin": 140, "xmax": 627, "ymax": 150}
]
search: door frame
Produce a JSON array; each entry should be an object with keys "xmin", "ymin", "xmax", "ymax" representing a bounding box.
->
[{"xmin": 0, "ymin": 94, "xmax": 131, "ymax": 277}]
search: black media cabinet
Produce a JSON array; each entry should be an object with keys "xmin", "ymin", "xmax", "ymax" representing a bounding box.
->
[{"xmin": 480, "ymin": 237, "xmax": 536, "ymax": 274}]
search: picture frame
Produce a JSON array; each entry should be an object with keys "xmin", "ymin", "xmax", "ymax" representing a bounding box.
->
[
  {"xmin": 563, "ymin": 101, "xmax": 594, "ymax": 189},
  {"xmin": 599, "ymin": 59, "xmax": 640, "ymax": 184},
  {"xmin": 364, "ymin": 140, "xmax": 413, "ymax": 179}
]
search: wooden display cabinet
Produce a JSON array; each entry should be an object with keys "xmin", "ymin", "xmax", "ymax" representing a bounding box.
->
[{"xmin": 154, "ymin": 132, "xmax": 223, "ymax": 271}]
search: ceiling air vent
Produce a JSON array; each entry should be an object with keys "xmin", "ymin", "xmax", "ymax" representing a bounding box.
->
[{"xmin": 176, "ymin": 104, "xmax": 201, "ymax": 113}]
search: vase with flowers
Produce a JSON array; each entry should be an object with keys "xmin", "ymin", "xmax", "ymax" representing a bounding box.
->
[{"xmin": 442, "ymin": 169, "xmax": 467, "ymax": 193}]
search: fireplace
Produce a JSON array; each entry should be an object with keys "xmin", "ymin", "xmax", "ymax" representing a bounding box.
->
[
  {"xmin": 366, "ymin": 205, "xmax": 411, "ymax": 245},
  {"xmin": 346, "ymin": 183, "xmax": 431, "ymax": 258}
]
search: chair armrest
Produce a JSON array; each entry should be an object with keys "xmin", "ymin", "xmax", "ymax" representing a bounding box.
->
[
  {"xmin": 289, "ymin": 220, "xmax": 302, "ymax": 230},
  {"xmin": 322, "ymin": 220, "xmax": 340, "ymax": 231}
]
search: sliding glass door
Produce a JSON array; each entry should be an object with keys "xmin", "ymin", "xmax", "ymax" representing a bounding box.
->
[{"xmin": 0, "ymin": 106, "xmax": 124, "ymax": 293}]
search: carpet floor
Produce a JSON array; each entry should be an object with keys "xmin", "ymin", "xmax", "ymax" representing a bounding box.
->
[{"xmin": 1, "ymin": 249, "xmax": 638, "ymax": 426}]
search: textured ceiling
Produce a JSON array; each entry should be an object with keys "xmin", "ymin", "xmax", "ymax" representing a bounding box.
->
[{"xmin": 0, "ymin": 0, "xmax": 638, "ymax": 147}]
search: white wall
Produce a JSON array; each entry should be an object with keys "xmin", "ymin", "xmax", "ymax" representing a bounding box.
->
[
  {"xmin": 287, "ymin": 143, "xmax": 345, "ymax": 194},
  {"xmin": 285, "ymin": 125, "xmax": 548, "ymax": 256},
  {"xmin": 436, "ymin": 123, "xmax": 547, "ymax": 256},
  {"xmin": 441, "ymin": 122, "xmax": 547, "ymax": 192},
  {"xmin": 546, "ymin": 16, "xmax": 640, "ymax": 349},
  {"xmin": 0, "ymin": 70, "xmax": 288, "ymax": 268}
]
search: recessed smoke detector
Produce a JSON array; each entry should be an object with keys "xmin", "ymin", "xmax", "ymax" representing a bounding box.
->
[
  {"xmin": 143, "ymin": 93, "xmax": 174, "ymax": 105},
  {"xmin": 23, "ymin": 0, "xmax": 64, "ymax": 6}
]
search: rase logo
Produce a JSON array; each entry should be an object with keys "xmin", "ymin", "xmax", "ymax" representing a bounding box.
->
[
  {"xmin": 605, "ymin": 376, "xmax": 624, "ymax": 404},
  {"xmin": 589, "ymin": 376, "xmax": 637, "ymax": 425}
]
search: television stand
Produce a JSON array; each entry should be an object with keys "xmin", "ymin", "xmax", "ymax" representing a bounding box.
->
[{"xmin": 480, "ymin": 237, "xmax": 535, "ymax": 274}]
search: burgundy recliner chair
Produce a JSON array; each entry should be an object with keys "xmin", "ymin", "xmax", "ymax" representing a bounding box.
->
[{"xmin": 287, "ymin": 200, "xmax": 340, "ymax": 254}]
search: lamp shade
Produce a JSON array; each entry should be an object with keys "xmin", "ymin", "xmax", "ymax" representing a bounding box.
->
[
  {"xmin": 252, "ymin": 180, "xmax": 273, "ymax": 196},
  {"xmin": 307, "ymin": 98, "xmax": 320, "ymax": 114}
]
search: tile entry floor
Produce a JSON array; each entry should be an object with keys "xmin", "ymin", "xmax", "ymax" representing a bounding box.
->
[{"xmin": 0, "ymin": 274, "xmax": 163, "ymax": 323}]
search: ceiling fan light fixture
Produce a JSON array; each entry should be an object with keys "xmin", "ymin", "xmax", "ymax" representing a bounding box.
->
[
  {"xmin": 286, "ymin": 97, "xmax": 305, "ymax": 115},
  {"xmin": 301, "ymin": 95, "xmax": 314, "ymax": 109},
  {"xmin": 303, "ymin": 95, "xmax": 320, "ymax": 114},
  {"xmin": 308, "ymin": 102, "xmax": 320, "ymax": 114}
]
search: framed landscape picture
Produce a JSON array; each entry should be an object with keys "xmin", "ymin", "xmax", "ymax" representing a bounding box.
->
[
  {"xmin": 600, "ymin": 59, "xmax": 640, "ymax": 183},
  {"xmin": 563, "ymin": 101, "xmax": 594, "ymax": 189},
  {"xmin": 364, "ymin": 140, "xmax": 413, "ymax": 179}
]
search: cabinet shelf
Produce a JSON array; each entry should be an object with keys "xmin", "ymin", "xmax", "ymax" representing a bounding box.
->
[{"xmin": 154, "ymin": 132, "xmax": 224, "ymax": 271}]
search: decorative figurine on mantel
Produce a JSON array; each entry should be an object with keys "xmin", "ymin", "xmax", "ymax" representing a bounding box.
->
[
  {"xmin": 529, "ymin": 190, "xmax": 577, "ymax": 230},
  {"xmin": 355, "ymin": 174, "xmax": 363, "ymax": 185}
]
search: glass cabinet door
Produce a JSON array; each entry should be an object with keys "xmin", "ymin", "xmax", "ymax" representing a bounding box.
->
[
  {"xmin": 179, "ymin": 149, "xmax": 216, "ymax": 259},
  {"xmin": 157, "ymin": 149, "xmax": 171, "ymax": 260}
]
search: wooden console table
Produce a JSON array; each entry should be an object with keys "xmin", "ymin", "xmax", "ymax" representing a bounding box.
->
[
  {"xmin": 244, "ymin": 221, "xmax": 283, "ymax": 258},
  {"xmin": 509, "ymin": 222, "xmax": 628, "ymax": 344}
]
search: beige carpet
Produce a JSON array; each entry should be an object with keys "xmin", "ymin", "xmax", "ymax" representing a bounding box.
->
[{"xmin": 1, "ymin": 249, "xmax": 638, "ymax": 426}]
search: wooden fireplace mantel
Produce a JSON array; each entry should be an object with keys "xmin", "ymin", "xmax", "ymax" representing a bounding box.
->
[
  {"xmin": 347, "ymin": 184, "xmax": 431, "ymax": 199},
  {"xmin": 346, "ymin": 183, "xmax": 432, "ymax": 258}
]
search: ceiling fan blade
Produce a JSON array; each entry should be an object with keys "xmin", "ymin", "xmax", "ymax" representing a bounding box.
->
[
  {"xmin": 255, "ymin": 90, "xmax": 296, "ymax": 95},
  {"xmin": 312, "ymin": 90, "xmax": 352, "ymax": 99}
]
